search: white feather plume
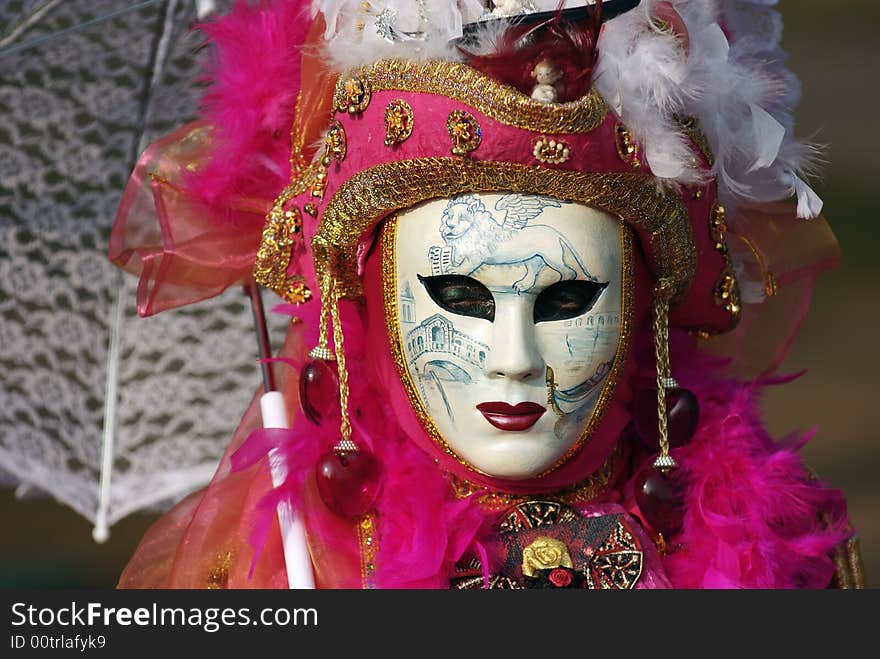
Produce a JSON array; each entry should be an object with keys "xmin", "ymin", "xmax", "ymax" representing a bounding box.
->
[
  {"xmin": 596, "ymin": 0, "xmax": 823, "ymax": 218},
  {"xmin": 310, "ymin": 0, "xmax": 486, "ymax": 69},
  {"xmin": 309, "ymin": 0, "xmax": 823, "ymax": 219}
]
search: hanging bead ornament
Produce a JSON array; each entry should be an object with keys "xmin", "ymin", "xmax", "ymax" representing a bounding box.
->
[
  {"xmin": 299, "ymin": 361, "xmax": 340, "ymax": 426},
  {"xmin": 634, "ymin": 467, "xmax": 683, "ymax": 538},
  {"xmin": 634, "ymin": 279, "xmax": 686, "ymax": 538},
  {"xmin": 633, "ymin": 385, "xmax": 699, "ymax": 450},
  {"xmin": 311, "ymin": 275, "xmax": 382, "ymax": 519},
  {"xmin": 300, "ymin": 274, "xmax": 339, "ymax": 425}
]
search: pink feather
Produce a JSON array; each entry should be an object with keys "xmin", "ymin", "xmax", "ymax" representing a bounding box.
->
[
  {"xmin": 651, "ymin": 331, "xmax": 850, "ymax": 589},
  {"xmin": 186, "ymin": 0, "xmax": 311, "ymax": 225}
]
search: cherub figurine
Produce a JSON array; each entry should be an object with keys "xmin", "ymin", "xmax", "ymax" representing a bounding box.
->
[{"xmin": 530, "ymin": 57, "xmax": 563, "ymax": 103}]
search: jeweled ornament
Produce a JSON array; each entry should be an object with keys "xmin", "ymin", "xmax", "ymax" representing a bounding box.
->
[
  {"xmin": 634, "ymin": 467, "xmax": 683, "ymax": 537},
  {"xmin": 299, "ymin": 359, "xmax": 340, "ymax": 425},
  {"xmin": 315, "ymin": 448, "xmax": 382, "ymax": 519},
  {"xmin": 633, "ymin": 386, "xmax": 699, "ymax": 450}
]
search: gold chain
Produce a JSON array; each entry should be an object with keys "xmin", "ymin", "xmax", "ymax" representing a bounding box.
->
[
  {"xmin": 328, "ymin": 280, "xmax": 353, "ymax": 447},
  {"xmin": 652, "ymin": 279, "xmax": 676, "ymax": 470}
]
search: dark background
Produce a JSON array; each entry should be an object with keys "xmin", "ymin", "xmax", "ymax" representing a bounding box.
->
[{"xmin": 1, "ymin": 0, "xmax": 877, "ymax": 588}]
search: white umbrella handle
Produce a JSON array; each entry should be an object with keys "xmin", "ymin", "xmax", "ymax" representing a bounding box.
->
[{"xmin": 260, "ymin": 391, "xmax": 316, "ymax": 589}]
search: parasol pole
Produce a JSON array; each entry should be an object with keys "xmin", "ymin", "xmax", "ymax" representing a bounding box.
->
[{"xmin": 245, "ymin": 279, "xmax": 315, "ymax": 589}]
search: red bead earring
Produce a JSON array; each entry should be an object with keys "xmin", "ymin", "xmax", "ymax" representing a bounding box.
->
[{"xmin": 632, "ymin": 280, "xmax": 697, "ymax": 540}]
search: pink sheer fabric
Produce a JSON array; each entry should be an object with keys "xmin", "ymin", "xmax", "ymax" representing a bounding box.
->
[
  {"xmin": 109, "ymin": 122, "xmax": 268, "ymax": 317},
  {"xmin": 702, "ymin": 202, "xmax": 841, "ymax": 378}
]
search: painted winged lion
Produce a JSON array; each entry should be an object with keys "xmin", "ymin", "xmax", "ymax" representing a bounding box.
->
[{"xmin": 428, "ymin": 193, "xmax": 595, "ymax": 293}]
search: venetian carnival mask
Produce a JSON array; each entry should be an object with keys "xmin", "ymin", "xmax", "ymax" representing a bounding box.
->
[{"xmin": 386, "ymin": 192, "xmax": 627, "ymax": 479}]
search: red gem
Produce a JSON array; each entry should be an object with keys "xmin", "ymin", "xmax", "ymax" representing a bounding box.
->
[
  {"xmin": 633, "ymin": 387, "xmax": 699, "ymax": 450},
  {"xmin": 634, "ymin": 468, "xmax": 683, "ymax": 537},
  {"xmin": 299, "ymin": 359, "xmax": 340, "ymax": 425},
  {"xmin": 315, "ymin": 449, "xmax": 382, "ymax": 519}
]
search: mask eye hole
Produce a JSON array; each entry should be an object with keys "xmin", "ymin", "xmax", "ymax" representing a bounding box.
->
[
  {"xmin": 533, "ymin": 280, "xmax": 608, "ymax": 323},
  {"xmin": 417, "ymin": 274, "xmax": 495, "ymax": 322}
]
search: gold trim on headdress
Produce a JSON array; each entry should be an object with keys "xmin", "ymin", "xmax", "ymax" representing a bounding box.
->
[
  {"xmin": 313, "ymin": 160, "xmax": 695, "ymax": 304},
  {"xmin": 336, "ymin": 59, "xmax": 608, "ymax": 133}
]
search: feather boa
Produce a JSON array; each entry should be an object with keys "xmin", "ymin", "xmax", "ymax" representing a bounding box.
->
[{"xmin": 648, "ymin": 331, "xmax": 850, "ymax": 588}]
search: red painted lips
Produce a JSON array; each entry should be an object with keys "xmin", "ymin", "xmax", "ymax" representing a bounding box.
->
[{"xmin": 476, "ymin": 401, "xmax": 547, "ymax": 431}]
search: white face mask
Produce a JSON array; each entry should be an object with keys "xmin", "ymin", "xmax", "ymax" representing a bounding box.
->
[{"xmin": 387, "ymin": 192, "xmax": 626, "ymax": 479}]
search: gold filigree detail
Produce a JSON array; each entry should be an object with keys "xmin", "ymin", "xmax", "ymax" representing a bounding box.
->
[
  {"xmin": 206, "ymin": 551, "xmax": 233, "ymax": 589},
  {"xmin": 678, "ymin": 115, "xmax": 715, "ymax": 166},
  {"xmin": 384, "ymin": 99, "xmax": 414, "ymax": 146},
  {"xmin": 584, "ymin": 521, "xmax": 643, "ymax": 589},
  {"xmin": 342, "ymin": 59, "xmax": 608, "ymax": 133},
  {"xmin": 335, "ymin": 75, "xmax": 371, "ymax": 114},
  {"xmin": 253, "ymin": 180, "xmax": 313, "ymax": 304},
  {"xmin": 358, "ymin": 513, "xmax": 378, "ymax": 589},
  {"xmin": 614, "ymin": 122, "xmax": 640, "ymax": 169},
  {"xmin": 316, "ymin": 159, "xmax": 694, "ymax": 303},
  {"xmin": 447, "ymin": 110, "xmax": 482, "ymax": 156},
  {"xmin": 311, "ymin": 121, "xmax": 347, "ymax": 200},
  {"xmin": 448, "ymin": 442, "xmax": 623, "ymax": 511},
  {"xmin": 383, "ymin": 210, "xmax": 633, "ymax": 477},
  {"xmin": 325, "ymin": 120, "xmax": 347, "ymax": 161},
  {"xmin": 709, "ymin": 201, "xmax": 741, "ymax": 322},
  {"xmin": 533, "ymin": 136, "xmax": 570, "ymax": 164},
  {"xmin": 831, "ymin": 535, "xmax": 866, "ymax": 589},
  {"xmin": 453, "ymin": 501, "xmax": 644, "ymax": 589}
]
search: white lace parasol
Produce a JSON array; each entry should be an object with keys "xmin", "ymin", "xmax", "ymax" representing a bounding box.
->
[{"xmin": 0, "ymin": 0, "xmax": 286, "ymax": 541}]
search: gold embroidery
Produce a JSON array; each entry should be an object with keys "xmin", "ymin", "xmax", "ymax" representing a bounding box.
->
[
  {"xmin": 447, "ymin": 441, "xmax": 623, "ymax": 511},
  {"xmin": 357, "ymin": 513, "xmax": 378, "ymax": 589},
  {"xmin": 678, "ymin": 115, "xmax": 715, "ymax": 166},
  {"xmin": 452, "ymin": 501, "xmax": 644, "ymax": 590},
  {"xmin": 533, "ymin": 136, "xmax": 571, "ymax": 164},
  {"xmin": 447, "ymin": 110, "xmax": 482, "ymax": 156},
  {"xmin": 318, "ymin": 159, "xmax": 694, "ymax": 302},
  {"xmin": 253, "ymin": 179, "xmax": 313, "ymax": 304},
  {"xmin": 335, "ymin": 75, "xmax": 371, "ymax": 114},
  {"xmin": 831, "ymin": 535, "xmax": 866, "ymax": 589},
  {"xmin": 311, "ymin": 121, "xmax": 347, "ymax": 200},
  {"xmin": 340, "ymin": 59, "xmax": 608, "ymax": 133},
  {"xmin": 614, "ymin": 122, "xmax": 640, "ymax": 169},
  {"xmin": 383, "ymin": 208, "xmax": 634, "ymax": 476},
  {"xmin": 584, "ymin": 521, "xmax": 644, "ymax": 589},
  {"xmin": 709, "ymin": 201, "xmax": 741, "ymax": 324},
  {"xmin": 384, "ymin": 99, "xmax": 414, "ymax": 146},
  {"xmin": 206, "ymin": 551, "xmax": 233, "ymax": 589}
]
